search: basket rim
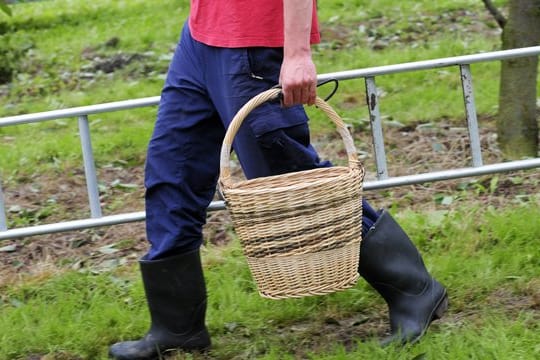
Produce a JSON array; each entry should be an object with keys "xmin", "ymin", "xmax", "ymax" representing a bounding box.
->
[{"xmin": 220, "ymin": 166, "xmax": 363, "ymax": 194}]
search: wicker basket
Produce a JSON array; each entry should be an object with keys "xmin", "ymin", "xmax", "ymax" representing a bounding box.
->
[{"xmin": 219, "ymin": 88, "xmax": 364, "ymax": 299}]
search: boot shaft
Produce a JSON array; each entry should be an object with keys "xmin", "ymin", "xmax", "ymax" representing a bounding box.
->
[
  {"xmin": 358, "ymin": 210, "xmax": 448, "ymax": 344},
  {"xmin": 109, "ymin": 249, "xmax": 211, "ymax": 359},
  {"xmin": 359, "ymin": 210, "xmax": 430, "ymax": 296},
  {"xmin": 139, "ymin": 249, "xmax": 208, "ymax": 338}
]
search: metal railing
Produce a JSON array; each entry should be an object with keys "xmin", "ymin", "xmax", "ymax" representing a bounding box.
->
[{"xmin": 1, "ymin": 46, "xmax": 540, "ymax": 241}]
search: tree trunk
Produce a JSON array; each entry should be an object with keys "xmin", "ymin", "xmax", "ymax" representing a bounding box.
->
[{"xmin": 497, "ymin": 0, "xmax": 540, "ymax": 159}]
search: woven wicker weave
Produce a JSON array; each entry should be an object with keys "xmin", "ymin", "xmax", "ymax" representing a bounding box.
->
[{"xmin": 219, "ymin": 88, "xmax": 364, "ymax": 299}]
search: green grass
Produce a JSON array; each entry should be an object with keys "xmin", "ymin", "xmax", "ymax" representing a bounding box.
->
[
  {"xmin": 2, "ymin": 0, "xmax": 538, "ymax": 176},
  {"xmin": 1, "ymin": 204, "xmax": 539, "ymax": 359},
  {"xmin": 0, "ymin": 1, "xmax": 539, "ymax": 359}
]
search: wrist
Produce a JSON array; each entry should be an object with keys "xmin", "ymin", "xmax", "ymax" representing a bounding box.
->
[{"xmin": 284, "ymin": 45, "xmax": 312, "ymax": 60}]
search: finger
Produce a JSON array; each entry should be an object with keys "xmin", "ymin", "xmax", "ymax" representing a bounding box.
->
[
  {"xmin": 299, "ymin": 86, "xmax": 308, "ymax": 105},
  {"xmin": 291, "ymin": 88, "xmax": 301, "ymax": 107},
  {"xmin": 307, "ymin": 85, "xmax": 316, "ymax": 106},
  {"xmin": 282, "ymin": 86, "xmax": 293, "ymax": 107}
]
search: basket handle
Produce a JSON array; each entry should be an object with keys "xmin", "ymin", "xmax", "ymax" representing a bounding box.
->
[{"xmin": 219, "ymin": 88, "xmax": 360, "ymax": 186}]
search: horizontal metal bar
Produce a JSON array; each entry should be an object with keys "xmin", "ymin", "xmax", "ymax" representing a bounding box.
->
[
  {"xmin": 318, "ymin": 46, "xmax": 540, "ymax": 82},
  {"xmin": 0, "ymin": 211, "xmax": 147, "ymax": 241},
  {"xmin": 363, "ymin": 158, "xmax": 540, "ymax": 190},
  {"xmin": 0, "ymin": 96, "xmax": 160, "ymax": 127},
  {"xmin": 1, "ymin": 159, "xmax": 538, "ymax": 241},
  {"xmin": 2, "ymin": 47, "xmax": 539, "ymax": 127},
  {"xmin": 0, "ymin": 201, "xmax": 226, "ymax": 241}
]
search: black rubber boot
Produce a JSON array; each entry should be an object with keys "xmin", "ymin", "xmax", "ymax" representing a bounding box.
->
[
  {"xmin": 109, "ymin": 249, "xmax": 211, "ymax": 359},
  {"xmin": 359, "ymin": 210, "xmax": 448, "ymax": 345}
]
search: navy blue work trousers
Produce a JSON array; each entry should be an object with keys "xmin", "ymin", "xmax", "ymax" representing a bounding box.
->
[{"xmin": 144, "ymin": 24, "xmax": 379, "ymax": 260}]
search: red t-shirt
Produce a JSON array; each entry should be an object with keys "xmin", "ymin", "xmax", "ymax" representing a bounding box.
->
[{"xmin": 189, "ymin": 0, "xmax": 320, "ymax": 48}]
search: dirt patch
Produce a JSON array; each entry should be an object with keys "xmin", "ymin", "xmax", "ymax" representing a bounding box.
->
[
  {"xmin": 80, "ymin": 38, "xmax": 152, "ymax": 75},
  {"xmin": 319, "ymin": 8, "xmax": 502, "ymax": 51},
  {"xmin": 282, "ymin": 311, "xmax": 390, "ymax": 355}
]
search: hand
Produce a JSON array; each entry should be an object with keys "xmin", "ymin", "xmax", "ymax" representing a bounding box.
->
[{"xmin": 279, "ymin": 54, "xmax": 317, "ymax": 107}]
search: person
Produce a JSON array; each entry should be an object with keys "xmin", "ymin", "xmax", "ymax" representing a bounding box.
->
[{"xmin": 109, "ymin": 1, "xmax": 448, "ymax": 359}]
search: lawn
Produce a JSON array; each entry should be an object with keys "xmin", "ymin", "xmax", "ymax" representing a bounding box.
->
[{"xmin": 0, "ymin": 0, "xmax": 539, "ymax": 359}]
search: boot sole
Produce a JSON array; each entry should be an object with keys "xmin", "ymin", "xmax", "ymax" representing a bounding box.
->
[
  {"xmin": 381, "ymin": 289, "xmax": 449, "ymax": 347},
  {"xmin": 410, "ymin": 290, "xmax": 449, "ymax": 345},
  {"xmin": 109, "ymin": 345, "xmax": 211, "ymax": 360},
  {"xmin": 432, "ymin": 291, "xmax": 449, "ymax": 320}
]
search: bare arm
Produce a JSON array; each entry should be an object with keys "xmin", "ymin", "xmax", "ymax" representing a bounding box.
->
[{"xmin": 280, "ymin": 0, "xmax": 317, "ymax": 107}]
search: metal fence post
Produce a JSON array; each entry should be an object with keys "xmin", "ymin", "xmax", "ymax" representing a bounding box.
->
[
  {"xmin": 460, "ymin": 64, "xmax": 484, "ymax": 167},
  {"xmin": 365, "ymin": 76, "xmax": 389, "ymax": 179},
  {"xmin": 0, "ymin": 177, "xmax": 7, "ymax": 231},
  {"xmin": 78, "ymin": 115, "xmax": 102, "ymax": 218}
]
